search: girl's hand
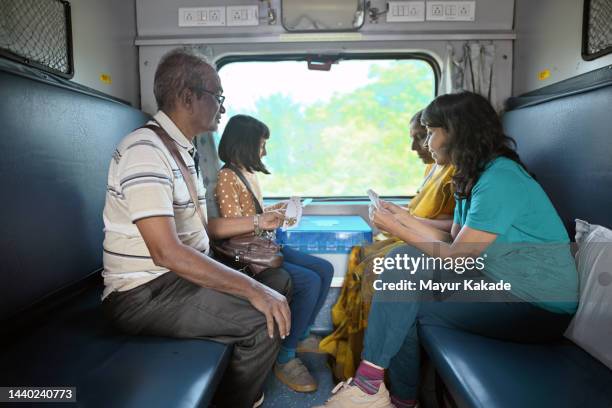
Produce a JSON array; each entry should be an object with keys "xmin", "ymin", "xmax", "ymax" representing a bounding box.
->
[
  {"xmin": 379, "ymin": 200, "xmax": 405, "ymax": 215},
  {"xmin": 259, "ymin": 212, "xmax": 285, "ymax": 230},
  {"xmin": 380, "ymin": 200, "xmax": 417, "ymax": 228},
  {"xmin": 370, "ymin": 206, "xmax": 397, "ymax": 235},
  {"xmin": 265, "ymin": 202, "xmax": 288, "ymax": 216}
]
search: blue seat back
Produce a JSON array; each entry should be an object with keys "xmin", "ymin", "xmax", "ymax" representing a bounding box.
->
[
  {"xmin": 503, "ymin": 67, "xmax": 612, "ymax": 235},
  {"xmin": 0, "ymin": 62, "xmax": 149, "ymax": 321}
]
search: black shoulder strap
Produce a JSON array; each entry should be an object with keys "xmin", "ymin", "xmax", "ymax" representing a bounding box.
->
[{"xmin": 223, "ymin": 163, "xmax": 264, "ymax": 214}]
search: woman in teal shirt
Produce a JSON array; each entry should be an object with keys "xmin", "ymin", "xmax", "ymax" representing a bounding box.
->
[{"xmin": 316, "ymin": 92, "xmax": 578, "ymax": 408}]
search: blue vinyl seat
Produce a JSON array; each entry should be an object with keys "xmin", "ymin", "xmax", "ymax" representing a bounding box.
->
[
  {"xmin": 419, "ymin": 325, "xmax": 612, "ymax": 408},
  {"xmin": 0, "ymin": 285, "xmax": 232, "ymax": 408}
]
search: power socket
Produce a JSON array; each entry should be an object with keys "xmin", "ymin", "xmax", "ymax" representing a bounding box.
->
[
  {"xmin": 426, "ymin": 1, "xmax": 475, "ymax": 21},
  {"xmin": 227, "ymin": 5, "xmax": 259, "ymax": 26},
  {"xmin": 387, "ymin": 1, "xmax": 426, "ymax": 22},
  {"xmin": 178, "ymin": 7, "xmax": 226, "ymax": 27}
]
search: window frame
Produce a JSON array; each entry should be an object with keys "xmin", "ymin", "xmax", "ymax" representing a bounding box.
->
[
  {"xmin": 217, "ymin": 52, "xmax": 440, "ymax": 87},
  {"xmin": 215, "ymin": 52, "xmax": 440, "ymax": 201}
]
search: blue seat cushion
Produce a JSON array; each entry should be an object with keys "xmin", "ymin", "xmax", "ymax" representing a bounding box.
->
[
  {"xmin": 419, "ymin": 325, "xmax": 612, "ymax": 408},
  {"xmin": 0, "ymin": 284, "xmax": 231, "ymax": 408}
]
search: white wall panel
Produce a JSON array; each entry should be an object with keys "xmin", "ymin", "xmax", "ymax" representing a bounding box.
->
[
  {"xmin": 70, "ymin": 0, "xmax": 140, "ymax": 107},
  {"xmin": 136, "ymin": 0, "xmax": 514, "ymax": 38},
  {"xmin": 513, "ymin": 0, "xmax": 612, "ymax": 95}
]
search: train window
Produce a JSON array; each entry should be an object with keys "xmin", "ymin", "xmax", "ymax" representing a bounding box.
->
[{"xmin": 217, "ymin": 57, "xmax": 436, "ymax": 198}]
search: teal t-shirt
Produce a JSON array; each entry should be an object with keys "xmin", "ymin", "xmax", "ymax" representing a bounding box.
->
[{"xmin": 454, "ymin": 157, "xmax": 578, "ymax": 314}]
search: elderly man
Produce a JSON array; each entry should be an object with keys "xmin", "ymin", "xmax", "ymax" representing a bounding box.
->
[{"xmin": 101, "ymin": 48, "xmax": 291, "ymax": 408}]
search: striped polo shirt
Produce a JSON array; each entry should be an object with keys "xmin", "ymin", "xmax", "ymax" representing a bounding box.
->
[{"xmin": 101, "ymin": 111, "xmax": 209, "ymax": 300}]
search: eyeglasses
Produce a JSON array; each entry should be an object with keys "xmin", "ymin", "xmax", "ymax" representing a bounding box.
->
[{"xmin": 198, "ymin": 89, "xmax": 225, "ymax": 105}]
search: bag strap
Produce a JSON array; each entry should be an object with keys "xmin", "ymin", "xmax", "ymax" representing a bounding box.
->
[
  {"xmin": 141, "ymin": 124, "xmax": 209, "ymax": 234},
  {"xmin": 223, "ymin": 163, "xmax": 264, "ymax": 214}
]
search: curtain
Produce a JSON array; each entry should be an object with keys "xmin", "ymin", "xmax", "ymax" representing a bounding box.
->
[
  {"xmin": 439, "ymin": 42, "xmax": 498, "ymax": 110},
  {"xmin": 195, "ymin": 132, "xmax": 222, "ymax": 218}
]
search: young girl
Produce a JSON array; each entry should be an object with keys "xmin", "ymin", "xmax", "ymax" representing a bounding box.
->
[
  {"xmin": 215, "ymin": 114, "xmax": 334, "ymax": 393},
  {"xmin": 317, "ymin": 92, "xmax": 578, "ymax": 408}
]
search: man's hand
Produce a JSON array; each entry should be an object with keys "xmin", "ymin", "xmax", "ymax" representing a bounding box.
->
[
  {"xmin": 248, "ymin": 284, "xmax": 291, "ymax": 339},
  {"xmin": 259, "ymin": 211, "xmax": 284, "ymax": 230}
]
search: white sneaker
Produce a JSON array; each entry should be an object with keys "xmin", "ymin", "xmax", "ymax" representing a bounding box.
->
[
  {"xmin": 313, "ymin": 378, "xmax": 394, "ymax": 408},
  {"xmin": 253, "ymin": 392, "xmax": 264, "ymax": 408}
]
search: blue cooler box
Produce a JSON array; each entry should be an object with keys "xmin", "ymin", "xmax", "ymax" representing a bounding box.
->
[
  {"xmin": 277, "ymin": 215, "xmax": 372, "ymax": 253},
  {"xmin": 277, "ymin": 215, "xmax": 373, "ymax": 333},
  {"xmin": 277, "ymin": 215, "xmax": 373, "ymax": 285},
  {"xmin": 276, "ymin": 215, "xmax": 372, "ymax": 334}
]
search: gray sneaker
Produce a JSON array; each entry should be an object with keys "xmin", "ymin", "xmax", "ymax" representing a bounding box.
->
[
  {"xmin": 297, "ymin": 334, "xmax": 325, "ymax": 354},
  {"xmin": 274, "ymin": 358, "xmax": 318, "ymax": 393}
]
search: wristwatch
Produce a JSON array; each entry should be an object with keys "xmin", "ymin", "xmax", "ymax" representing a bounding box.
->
[{"xmin": 254, "ymin": 214, "xmax": 262, "ymax": 236}]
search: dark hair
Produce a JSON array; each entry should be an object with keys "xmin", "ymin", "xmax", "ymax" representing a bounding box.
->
[
  {"xmin": 410, "ymin": 110, "xmax": 424, "ymax": 128},
  {"xmin": 218, "ymin": 115, "xmax": 270, "ymax": 174},
  {"xmin": 421, "ymin": 91, "xmax": 528, "ymax": 198},
  {"xmin": 409, "ymin": 110, "xmax": 427, "ymax": 141},
  {"xmin": 153, "ymin": 48, "xmax": 213, "ymax": 112}
]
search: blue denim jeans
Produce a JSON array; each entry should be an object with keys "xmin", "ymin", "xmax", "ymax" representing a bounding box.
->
[
  {"xmin": 362, "ymin": 244, "xmax": 572, "ymax": 399},
  {"xmin": 281, "ymin": 246, "xmax": 334, "ymax": 349}
]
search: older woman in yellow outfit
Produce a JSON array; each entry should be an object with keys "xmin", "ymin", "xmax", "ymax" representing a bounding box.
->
[{"xmin": 320, "ymin": 110, "xmax": 455, "ymax": 380}]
